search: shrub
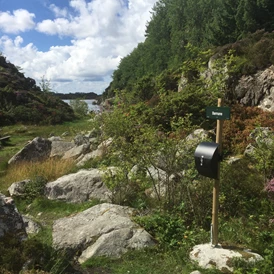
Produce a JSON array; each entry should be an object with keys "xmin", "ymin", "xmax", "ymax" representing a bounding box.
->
[
  {"xmin": 24, "ymin": 176, "xmax": 47, "ymax": 201},
  {"xmin": 220, "ymin": 158, "xmax": 266, "ymax": 218},
  {"xmin": 222, "ymin": 105, "xmax": 274, "ymax": 155},
  {"xmin": 0, "ymin": 234, "xmax": 73, "ymax": 274},
  {"xmin": 69, "ymin": 98, "xmax": 88, "ymax": 117}
]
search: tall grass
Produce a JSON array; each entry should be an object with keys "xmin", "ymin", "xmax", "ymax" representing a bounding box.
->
[{"xmin": 0, "ymin": 158, "xmax": 75, "ymax": 192}]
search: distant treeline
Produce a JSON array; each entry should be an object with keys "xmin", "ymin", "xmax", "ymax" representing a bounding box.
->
[{"xmin": 54, "ymin": 92, "xmax": 101, "ymax": 100}]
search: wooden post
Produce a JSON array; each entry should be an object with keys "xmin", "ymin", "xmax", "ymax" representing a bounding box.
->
[{"xmin": 211, "ymin": 98, "xmax": 223, "ymax": 246}]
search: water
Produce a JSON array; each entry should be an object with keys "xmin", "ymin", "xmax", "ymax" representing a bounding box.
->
[{"xmin": 63, "ymin": 99, "xmax": 101, "ymax": 112}]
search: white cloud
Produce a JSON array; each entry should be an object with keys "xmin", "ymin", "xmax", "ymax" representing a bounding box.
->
[
  {"xmin": 0, "ymin": 9, "xmax": 35, "ymax": 34},
  {"xmin": 49, "ymin": 4, "xmax": 68, "ymax": 18},
  {"xmin": 0, "ymin": 0, "xmax": 157, "ymax": 94},
  {"xmin": 37, "ymin": 0, "xmax": 123, "ymax": 38}
]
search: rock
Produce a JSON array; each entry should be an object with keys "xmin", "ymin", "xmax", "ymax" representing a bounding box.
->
[
  {"xmin": 61, "ymin": 131, "xmax": 70, "ymax": 137},
  {"xmin": 62, "ymin": 143, "xmax": 90, "ymax": 160},
  {"xmin": 76, "ymin": 138, "xmax": 113, "ymax": 166},
  {"xmin": 144, "ymin": 166, "xmax": 168, "ymax": 198},
  {"xmin": 50, "ymin": 140, "xmax": 75, "ymax": 158},
  {"xmin": 76, "ymin": 150, "xmax": 102, "ymax": 166},
  {"xmin": 8, "ymin": 137, "xmax": 51, "ymax": 165},
  {"xmin": 45, "ymin": 168, "xmax": 112, "ymax": 203},
  {"xmin": 190, "ymin": 243, "xmax": 263, "ymax": 273},
  {"xmin": 244, "ymin": 143, "xmax": 256, "ymax": 156},
  {"xmin": 48, "ymin": 136, "xmax": 62, "ymax": 142},
  {"xmin": 0, "ymin": 193, "xmax": 27, "ymax": 240},
  {"xmin": 226, "ymin": 156, "xmax": 242, "ymax": 164},
  {"xmin": 244, "ymin": 127, "xmax": 274, "ymax": 156},
  {"xmin": 74, "ymin": 134, "xmax": 90, "ymax": 146},
  {"xmin": 86, "ymin": 128, "xmax": 99, "ymax": 138},
  {"xmin": 22, "ymin": 215, "xmax": 41, "ymax": 235},
  {"xmin": 235, "ymin": 65, "xmax": 274, "ymax": 109},
  {"xmin": 186, "ymin": 129, "xmax": 209, "ymax": 142},
  {"xmin": 52, "ymin": 203, "xmax": 156, "ymax": 263},
  {"xmin": 8, "ymin": 179, "xmax": 31, "ymax": 197}
]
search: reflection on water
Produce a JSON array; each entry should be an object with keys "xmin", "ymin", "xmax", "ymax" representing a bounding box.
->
[{"xmin": 63, "ymin": 99, "xmax": 101, "ymax": 112}]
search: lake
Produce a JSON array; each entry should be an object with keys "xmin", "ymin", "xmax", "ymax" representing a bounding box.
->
[{"xmin": 63, "ymin": 99, "xmax": 101, "ymax": 112}]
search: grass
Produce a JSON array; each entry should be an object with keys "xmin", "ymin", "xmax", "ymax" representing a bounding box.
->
[
  {"xmin": 0, "ymin": 158, "xmax": 76, "ymax": 193},
  {"xmin": 82, "ymin": 248, "xmax": 191, "ymax": 274},
  {"xmin": 0, "ymin": 117, "xmax": 95, "ymax": 168},
  {"xmin": 82, "ymin": 247, "xmax": 224, "ymax": 274},
  {"xmin": 16, "ymin": 197, "xmax": 100, "ymax": 227},
  {"xmin": 0, "ymin": 117, "xmax": 95, "ymax": 192}
]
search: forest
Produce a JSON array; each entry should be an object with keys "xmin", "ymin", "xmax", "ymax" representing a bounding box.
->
[{"xmin": 104, "ymin": 0, "xmax": 274, "ymax": 99}]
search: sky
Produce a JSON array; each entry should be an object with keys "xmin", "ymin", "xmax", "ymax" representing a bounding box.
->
[{"xmin": 0, "ymin": 0, "xmax": 157, "ymax": 94}]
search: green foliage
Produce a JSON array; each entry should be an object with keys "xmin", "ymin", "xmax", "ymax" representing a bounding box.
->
[
  {"xmin": 15, "ymin": 197, "xmax": 100, "ymax": 227},
  {"xmin": 105, "ymin": 0, "xmax": 274, "ymax": 96},
  {"xmin": 103, "ymin": 165, "xmax": 147, "ymax": 207},
  {"xmin": 220, "ymin": 158, "xmax": 266, "ymax": 218},
  {"xmin": 0, "ymin": 232, "xmax": 72, "ymax": 274},
  {"xmin": 215, "ymin": 30, "xmax": 274, "ymax": 76},
  {"xmin": 0, "ymin": 55, "xmax": 75, "ymax": 125},
  {"xmin": 39, "ymin": 75, "xmax": 52, "ymax": 93},
  {"xmin": 248, "ymin": 128, "xmax": 274, "ymax": 182},
  {"xmin": 23, "ymin": 176, "xmax": 47, "ymax": 202},
  {"xmin": 100, "ymin": 95, "xmax": 201, "ymax": 209},
  {"xmin": 0, "ymin": 89, "xmax": 75, "ymax": 126},
  {"xmin": 69, "ymin": 98, "xmax": 89, "ymax": 117},
  {"xmin": 134, "ymin": 211, "xmax": 208, "ymax": 249},
  {"xmin": 136, "ymin": 212, "xmax": 185, "ymax": 248}
]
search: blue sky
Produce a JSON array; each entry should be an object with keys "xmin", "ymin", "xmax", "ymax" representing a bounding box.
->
[{"xmin": 0, "ymin": 0, "xmax": 157, "ymax": 94}]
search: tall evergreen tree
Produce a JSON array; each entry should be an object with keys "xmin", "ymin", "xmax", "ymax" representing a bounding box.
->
[{"xmin": 206, "ymin": 0, "xmax": 240, "ymax": 45}]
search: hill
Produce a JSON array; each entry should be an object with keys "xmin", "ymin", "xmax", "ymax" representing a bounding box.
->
[
  {"xmin": 104, "ymin": 0, "xmax": 274, "ymax": 100},
  {"xmin": 54, "ymin": 92, "xmax": 100, "ymax": 100},
  {"xmin": 0, "ymin": 54, "xmax": 75, "ymax": 126}
]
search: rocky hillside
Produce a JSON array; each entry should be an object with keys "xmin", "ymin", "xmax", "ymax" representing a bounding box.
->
[{"xmin": 0, "ymin": 55, "xmax": 75, "ymax": 126}]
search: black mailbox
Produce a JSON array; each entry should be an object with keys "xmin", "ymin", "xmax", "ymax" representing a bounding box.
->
[{"xmin": 194, "ymin": 142, "xmax": 220, "ymax": 179}]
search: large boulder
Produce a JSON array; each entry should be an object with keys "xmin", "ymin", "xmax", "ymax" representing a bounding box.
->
[
  {"xmin": 52, "ymin": 203, "xmax": 156, "ymax": 263},
  {"xmin": 235, "ymin": 65, "xmax": 274, "ymax": 110},
  {"xmin": 8, "ymin": 137, "xmax": 51, "ymax": 165},
  {"xmin": 0, "ymin": 193, "xmax": 27, "ymax": 240},
  {"xmin": 45, "ymin": 168, "xmax": 112, "ymax": 203}
]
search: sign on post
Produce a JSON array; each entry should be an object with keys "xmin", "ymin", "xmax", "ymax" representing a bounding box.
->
[
  {"xmin": 206, "ymin": 106, "xmax": 230, "ymax": 120},
  {"xmin": 206, "ymin": 102, "xmax": 230, "ymax": 246}
]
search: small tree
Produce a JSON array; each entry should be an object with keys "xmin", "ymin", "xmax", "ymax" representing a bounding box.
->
[
  {"xmin": 39, "ymin": 75, "xmax": 52, "ymax": 92},
  {"xmin": 70, "ymin": 98, "xmax": 88, "ymax": 117}
]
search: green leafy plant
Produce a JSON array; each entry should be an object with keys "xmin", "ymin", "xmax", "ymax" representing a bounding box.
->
[{"xmin": 69, "ymin": 98, "xmax": 89, "ymax": 117}]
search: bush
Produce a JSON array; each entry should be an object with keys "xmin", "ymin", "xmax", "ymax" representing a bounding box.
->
[
  {"xmin": 220, "ymin": 158, "xmax": 266, "ymax": 218},
  {"xmin": 222, "ymin": 105, "xmax": 274, "ymax": 155},
  {"xmin": 24, "ymin": 176, "xmax": 47, "ymax": 201},
  {"xmin": 0, "ymin": 234, "xmax": 73, "ymax": 274},
  {"xmin": 69, "ymin": 98, "xmax": 88, "ymax": 117}
]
